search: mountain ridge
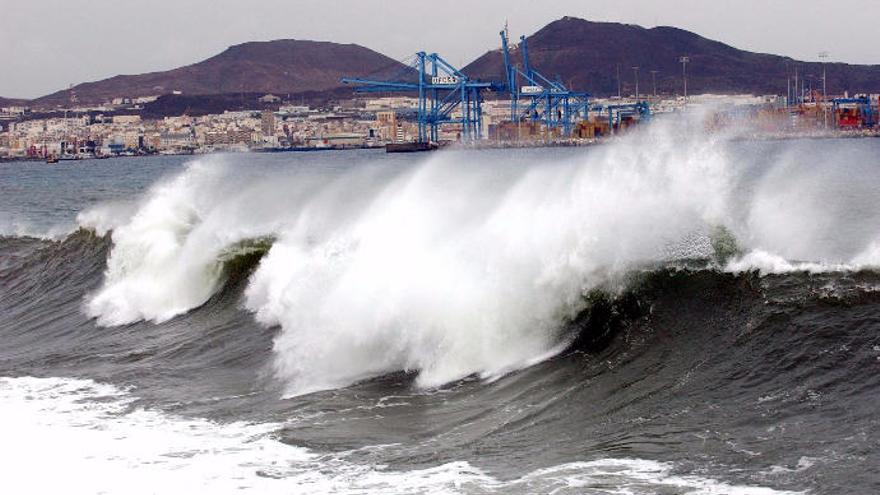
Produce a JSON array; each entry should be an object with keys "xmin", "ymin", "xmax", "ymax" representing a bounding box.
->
[
  {"xmin": 31, "ymin": 39, "xmax": 408, "ymax": 108},
  {"xmin": 464, "ymin": 17, "xmax": 880, "ymax": 97},
  {"xmin": 21, "ymin": 17, "xmax": 880, "ymax": 109}
]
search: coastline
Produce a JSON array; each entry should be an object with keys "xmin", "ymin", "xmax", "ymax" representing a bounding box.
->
[{"xmin": 2, "ymin": 129, "xmax": 878, "ymax": 165}]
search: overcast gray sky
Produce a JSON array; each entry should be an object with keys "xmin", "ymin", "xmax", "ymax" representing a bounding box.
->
[{"xmin": 2, "ymin": 0, "xmax": 878, "ymax": 99}]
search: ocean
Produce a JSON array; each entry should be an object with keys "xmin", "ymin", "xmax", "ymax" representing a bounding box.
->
[{"xmin": 1, "ymin": 121, "xmax": 879, "ymax": 494}]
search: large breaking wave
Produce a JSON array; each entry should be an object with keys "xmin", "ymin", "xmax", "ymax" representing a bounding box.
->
[{"xmin": 74, "ymin": 116, "xmax": 880, "ymax": 396}]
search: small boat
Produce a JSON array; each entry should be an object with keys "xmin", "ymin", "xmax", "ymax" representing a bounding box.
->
[{"xmin": 46, "ymin": 155, "xmax": 59, "ymax": 164}]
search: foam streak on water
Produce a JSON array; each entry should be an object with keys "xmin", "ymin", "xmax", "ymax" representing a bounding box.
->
[{"xmin": 0, "ymin": 376, "xmax": 799, "ymax": 495}]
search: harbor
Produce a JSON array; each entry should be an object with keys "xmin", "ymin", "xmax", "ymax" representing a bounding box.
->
[{"xmin": 3, "ymin": 23, "xmax": 880, "ymax": 162}]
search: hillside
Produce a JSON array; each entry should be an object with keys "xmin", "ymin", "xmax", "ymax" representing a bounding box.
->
[
  {"xmin": 465, "ymin": 17, "xmax": 880, "ymax": 97},
  {"xmin": 0, "ymin": 97, "xmax": 29, "ymax": 107},
  {"xmin": 137, "ymin": 87, "xmax": 355, "ymax": 119},
  {"xmin": 32, "ymin": 39, "xmax": 407, "ymax": 108}
]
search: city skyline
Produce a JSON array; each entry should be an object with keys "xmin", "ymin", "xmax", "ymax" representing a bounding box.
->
[{"xmin": 3, "ymin": 0, "xmax": 880, "ymax": 99}]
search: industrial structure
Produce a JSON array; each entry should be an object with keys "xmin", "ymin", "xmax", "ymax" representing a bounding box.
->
[
  {"xmin": 341, "ymin": 26, "xmax": 655, "ymax": 146},
  {"xmin": 498, "ymin": 26, "xmax": 652, "ymax": 140},
  {"xmin": 342, "ymin": 52, "xmax": 503, "ymax": 143},
  {"xmin": 833, "ymin": 96, "xmax": 877, "ymax": 129},
  {"xmin": 498, "ymin": 28, "xmax": 591, "ymax": 136},
  {"xmin": 600, "ymin": 102, "xmax": 653, "ymax": 131}
]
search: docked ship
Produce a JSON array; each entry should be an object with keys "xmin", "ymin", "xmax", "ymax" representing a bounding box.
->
[{"xmin": 385, "ymin": 141, "xmax": 441, "ymax": 153}]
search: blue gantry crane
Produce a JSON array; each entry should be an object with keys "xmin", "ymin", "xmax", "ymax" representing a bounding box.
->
[
  {"xmin": 499, "ymin": 28, "xmax": 591, "ymax": 136},
  {"xmin": 342, "ymin": 52, "xmax": 503, "ymax": 143},
  {"xmin": 344, "ymin": 27, "xmax": 650, "ymax": 144}
]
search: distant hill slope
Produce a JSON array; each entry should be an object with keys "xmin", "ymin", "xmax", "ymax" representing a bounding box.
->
[
  {"xmin": 32, "ymin": 39, "xmax": 408, "ymax": 108},
  {"xmin": 0, "ymin": 97, "xmax": 29, "ymax": 107},
  {"xmin": 137, "ymin": 87, "xmax": 355, "ymax": 119},
  {"xmin": 465, "ymin": 17, "xmax": 880, "ymax": 97}
]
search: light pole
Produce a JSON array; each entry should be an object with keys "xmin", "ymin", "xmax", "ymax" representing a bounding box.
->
[
  {"xmin": 806, "ymin": 75, "xmax": 813, "ymax": 102},
  {"xmin": 785, "ymin": 61, "xmax": 790, "ymax": 107},
  {"xmin": 819, "ymin": 51, "xmax": 829, "ymax": 129},
  {"xmin": 679, "ymin": 56, "xmax": 690, "ymax": 103},
  {"xmin": 650, "ymin": 70, "xmax": 659, "ymax": 97},
  {"xmin": 616, "ymin": 63, "xmax": 622, "ymax": 99},
  {"xmin": 632, "ymin": 66, "xmax": 640, "ymax": 100},
  {"xmin": 787, "ymin": 76, "xmax": 791, "ymax": 107}
]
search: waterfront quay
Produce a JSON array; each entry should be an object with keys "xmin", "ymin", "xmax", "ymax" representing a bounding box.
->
[{"xmin": 1, "ymin": 92, "xmax": 878, "ymax": 161}]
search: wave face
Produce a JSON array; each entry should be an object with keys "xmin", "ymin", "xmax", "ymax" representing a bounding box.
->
[{"xmin": 3, "ymin": 121, "xmax": 880, "ymax": 494}]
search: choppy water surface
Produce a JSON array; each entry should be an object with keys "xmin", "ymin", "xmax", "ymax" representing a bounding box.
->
[{"xmin": 2, "ymin": 125, "xmax": 880, "ymax": 494}]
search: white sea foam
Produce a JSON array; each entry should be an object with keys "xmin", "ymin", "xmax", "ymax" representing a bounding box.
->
[
  {"xmin": 83, "ymin": 158, "xmax": 290, "ymax": 325},
  {"xmin": 80, "ymin": 117, "xmax": 880, "ymax": 394},
  {"xmin": 724, "ymin": 243, "xmax": 880, "ymax": 275},
  {"xmin": 724, "ymin": 249, "xmax": 854, "ymax": 275},
  {"xmin": 0, "ymin": 376, "xmax": 801, "ymax": 495}
]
